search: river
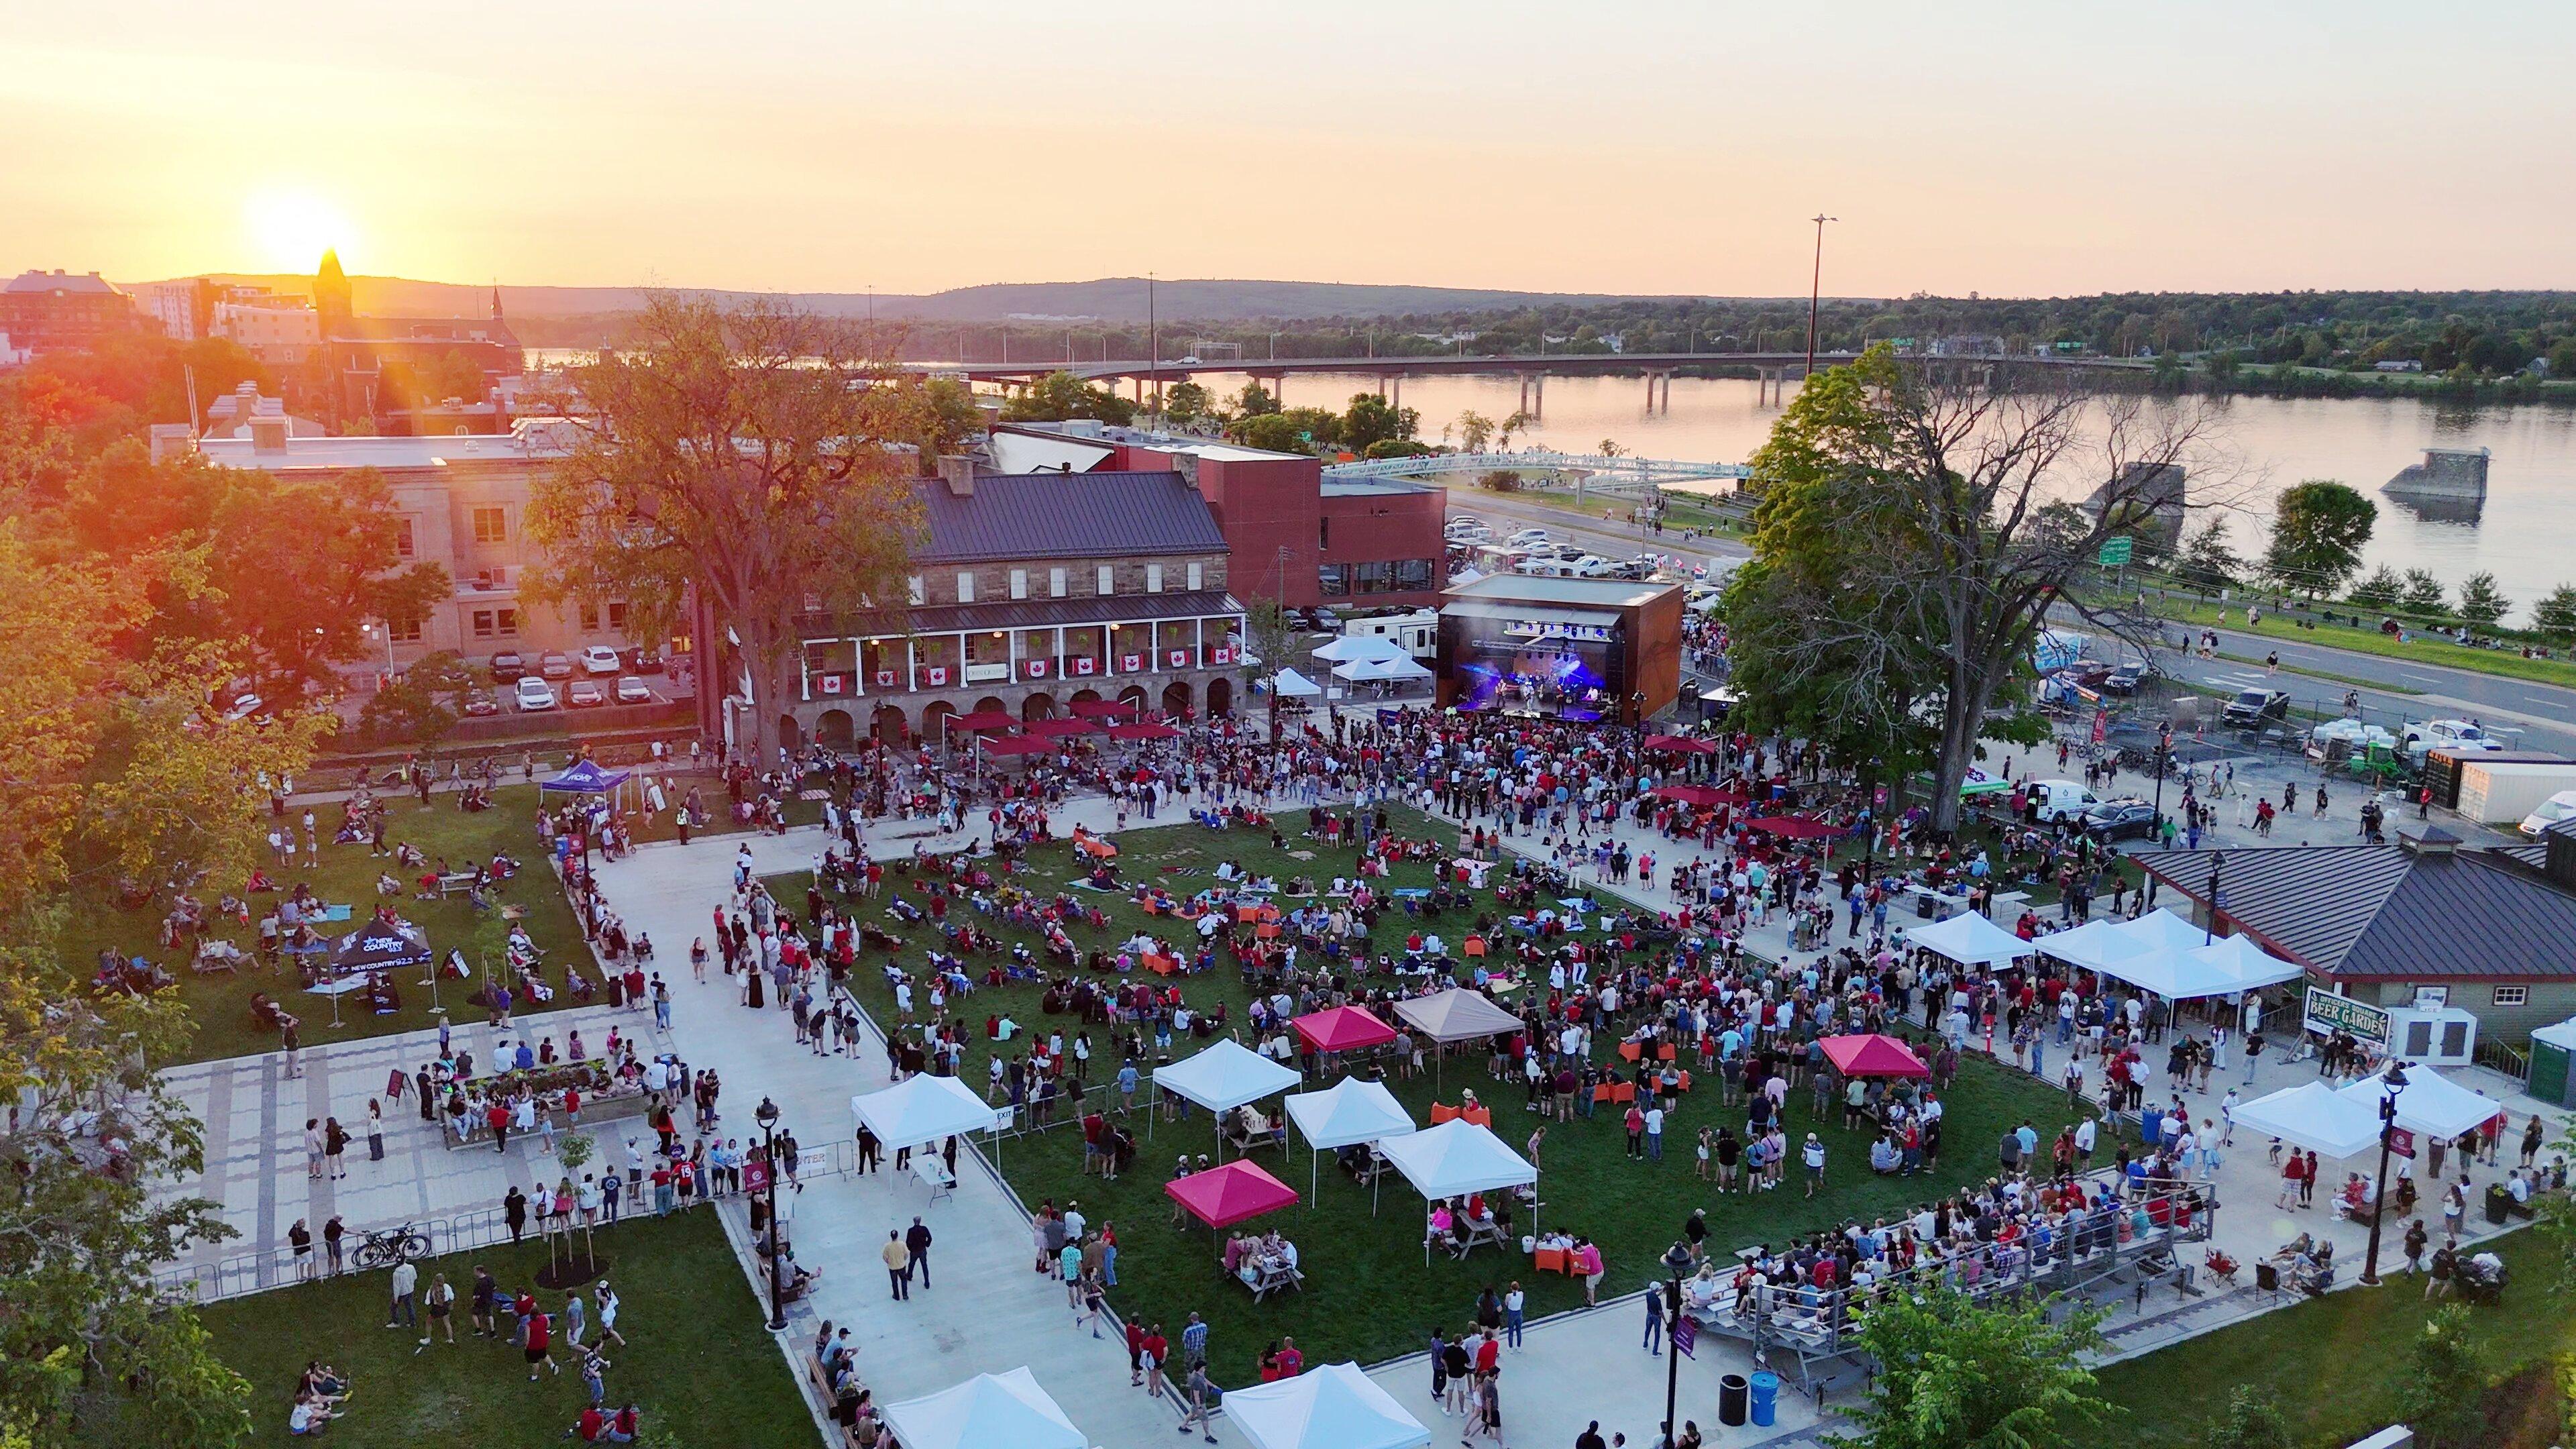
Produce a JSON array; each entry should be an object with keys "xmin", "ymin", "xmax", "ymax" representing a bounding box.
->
[{"xmin": 1206, "ymin": 371, "xmax": 2576, "ymax": 625}]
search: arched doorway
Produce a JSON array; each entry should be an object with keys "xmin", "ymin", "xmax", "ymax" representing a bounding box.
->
[
  {"xmin": 776, "ymin": 713, "xmax": 805, "ymax": 752},
  {"xmin": 1022, "ymin": 692, "xmax": 1057, "ymax": 722},
  {"xmin": 1069, "ymin": 688, "xmax": 1102, "ymax": 709},
  {"xmin": 1205, "ymin": 677, "xmax": 1233, "ymax": 718},
  {"xmin": 1116, "ymin": 685, "xmax": 1148, "ymax": 716},
  {"xmin": 973, "ymin": 696, "xmax": 1008, "ymax": 718},
  {"xmin": 1161, "ymin": 681, "xmax": 1193, "ymax": 720},
  {"xmin": 920, "ymin": 700, "xmax": 959, "ymax": 746},
  {"xmin": 871, "ymin": 704, "xmax": 908, "ymax": 745},
  {"xmin": 816, "ymin": 708, "xmax": 855, "ymax": 747}
]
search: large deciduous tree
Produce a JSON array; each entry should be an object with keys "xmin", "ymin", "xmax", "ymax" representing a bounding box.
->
[
  {"xmin": 527, "ymin": 296, "xmax": 932, "ymax": 766},
  {"xmin": 2262, "ymin": 478, "xmax": 2376, "ymax": 598},
  {"xmin": 1839, "ymin": 1287, "xmax": 2116, "ymax": 1449},
  {"xmin": 1727, "ymin": 345, "xmax": 2223, "ymax": 835}
]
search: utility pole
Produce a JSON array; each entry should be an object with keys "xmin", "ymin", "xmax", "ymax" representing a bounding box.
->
[
  {"xmin": 1147, "ymin": 272, "xmax": 1159, "ymax": 423},
  {"xmin": 1805, "ymin": 213, "xmax": 1837, "ymax": 378}
]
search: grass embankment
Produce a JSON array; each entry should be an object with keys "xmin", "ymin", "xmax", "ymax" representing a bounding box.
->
[
  {"xmin": 195, "ymin": 1208, "xmax": 809, "ymax": 1448},
  {"xmin": 2150, "ymin": 597, "xmax": 2576, "ymax": 691},
  {"xmin": 775, "ymin": 804, "xmax": 2069, "ymax": 1379},
  {"xmin": 2096, "ymin": 1226, "xmax": 2575, "ymax": 1449}
]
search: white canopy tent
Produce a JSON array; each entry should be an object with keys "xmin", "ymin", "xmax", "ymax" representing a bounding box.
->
[
  {"xmin": 1904, "ymin": 910, "xmax": 2034, "ymax": 966},
  {"xmin": 1268, "ymin": 667, "xmax": 1324, "ymax": 699},
  {"xmin": 2228, "ymin": 1081, "xmax": 2386, "ymax": 1159},
  {"xmin": 1152, "ymin": 1038, "xmax": 1302, "ymax": 1156},
  {"xmin": 2040, "ymin": 910, "xmax": 2298, "ymax": 1001},
  {"xmin": 1310, "ymin": 635, "xmax": 1411, "ymax": 665},
  {"xmin": 2184, "ymin": 934, "xmax": 2307, "ymax": 993},
  {"xmin": 1220, "ymin": 1362, "xmax": 1432, "ymax": 1449},
  {"xmin": 2335, "ymin": 1067, "xmax": 2509, "ymax": 1142},
  {"xmin": 2118, "ymin": 908, "xmax": 2221, "ymax": 953},
  {"xmin": 879, "ymin": 1368, "xmax": 1084, "ymax": 1449},
  {"xmin": 1372, "ymin": 1118, "xmax": 1539, "ymax": 1259},
  {"xmin": 1284, "ymin": 1076, "xmax": 1417, "ymax": 1205},
  {"xmin": 852, "ymin": 1073, "xmax": 1002, "ymax": 1151},
  {"xmin": 2030, "ymin": 916, "xmax": 2156, "ymax": 976},
  {"xmin": 1332, "ymin": 655, "xmax": 1434, "ymax": 684}
]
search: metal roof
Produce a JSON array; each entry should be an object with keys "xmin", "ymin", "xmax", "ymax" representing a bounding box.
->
[
  {"xmin": 803, "ymin": 589, "xmax": 1243, "ymax": 639},
  {"xmin": 2143, "ymin": 843, "xmax": 2576, "ymax": 983},
  {"xmin": 912, "ymin": 471, "xmax": 1226, "ymax": 564},
  {"xmin": 1441, "ymin": 573, "xmax": 1680, "ymax": 610}
]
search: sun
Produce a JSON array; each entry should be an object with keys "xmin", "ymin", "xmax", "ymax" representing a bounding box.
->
[{"xmin": 243, "ymin": 189, "xmax": 355, "ymax": 272}]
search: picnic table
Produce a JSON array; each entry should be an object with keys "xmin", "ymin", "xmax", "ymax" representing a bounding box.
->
[
  {"xmin": 1449, "ymin": 1218, "xmax": 1507, "ymax": 1258},
  {"xmin": 437, "ymin": 872, "xmax": 479, "ymax": 897},
  {"xmin": 1235, "ymin": 1258, "xmax": 1305, "ymax": 1301}
]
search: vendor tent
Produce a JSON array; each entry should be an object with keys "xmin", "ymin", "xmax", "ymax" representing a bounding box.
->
[
  {"xmin": 879, "ymin": 1368, "xmax": 1083, "ymax": 1449},
  {"xmin": 2184, "ymin": 934, "xmax": 2306, "ymax": 993},
  {"xmin": 1642, "ymin": 735, "xmax": 1718, "ymax": 754},
  {"xmin": 1165, "ymin": 1158, "xmax": 1300, "ymax": 1229},
  {"xmin": 1311, "ymin": 635, "xmax": 1409, "ymax": 664},
  {"xmin": 1293, "ymin": 1005, "xmax": 1399, "ymax": 1055},
  {"xmin": 1025, "ymin": 716, "xmax": 1105, "ymax": 738},
  {"xmin": 2335, "ymin": 1068, "xmax": 2507, "ymax": 1142},
  {"xmin": 1818, "ymin": 1033, "xmax": 1931, "ymax": 1079},
  {"xmin": 330, "ymin": 920, "xmax": 431, "ymax": 975},
  {"xmin": 944, "ymin": 710, "xmax": 1020, "ymax": 735},
  {"xmin": 852, "ymin": 1073, "xmax": 1000, "ymax": 1153},
  {"xmin": 538, "ymin": 759, "xmax": 631, "ymax": 795},
  {"xmin": 1744, "ymin": 816, "xmax": 1843, "ymax": 840},
  {"xmin": 1904, "ymin": 910, "xmax": 2034, "ymax": 966},
  {"xmin": 1393, "ymin": 989, "xmax": 1521, "ymax": 1042},
  {"xmin": 975, "ymin": 735, "xmax": 1056, "ymax": 757},
  {"xmin": 1069, "ymin": 698, "xmax": 1140, "ymax": 720},
  {"xmin": 1650, "ymin": 784, "xmax": 1741, "ymax": 808},
  {"xmin": 1267, "ymin": 668, "xmax": 1324, "ymax": 699},
  {"xmin": 2227, "ymin": 1081, "xmax": 2385, "ymax": 1159},
  {"xmin": 1284, "ymin": 1075, "xmax": 1416, "ymax": 1203},
  {"xmin": 1221, "ymin": 1362, "xmax": 1432, "ymax": 1449},
  {"xmin": 1106, "ymin": 721, "xmax": 1182, "ymax": 741},
  {"xmin": 1373, "ymin": 1120, "xmax": 1539, "ymax": 1260},
  {"xmin": 2030, "ymin": 917, "xmax": 2154, "ymax": 976},
  {"xmin": 1332, "ymin": 655, "xmax": 1433, "ymax": 684},
  {"xmin": 2113, "ymin": 908, "xmax": 2214, "ymax": 954},
  {"xmin": 1153, "ymin": 1039, "xmax": 1301, "ymax": 1155}
]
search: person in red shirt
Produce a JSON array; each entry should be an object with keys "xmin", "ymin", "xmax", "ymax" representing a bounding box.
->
[
  {"xmin": 1141, "ymin": 1324, "xmax": 1170, "ymax": 1397},
  {"xmin": 524, "ymin": 1307, "xmax": 559, "ymax": 1379},
  {"xmin": 572, "ymin": 1406, "xmax": 608, "ymax": 1442},
  {"xmin": 487, "ymin": 1099, "xmax": 511, "ymax": 1152},
  {"xmin": 1275, "ymin": 1336, "xmax": 1304, "ymax": 1377},
  {"xmin": 1126, "ymin": 1319, "xmax": 1147, "ymax": 1386}
]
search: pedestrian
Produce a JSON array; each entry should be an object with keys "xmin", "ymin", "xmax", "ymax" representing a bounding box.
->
[
  {"xmin": 2426, "ymin": 1238, "xmax": 2457, "ymax": 1300},
  {"xmin": 906, "ymin": 1216, "xmax": 934, "ymax": 1290},
  {"xmin": 2402, "ymin": 1218, "xmax": 2430, "ymax": 1276},
  {"xmin": 305, "ymin": 1118, "xmax": 325, "ymax": 1180},
  {"xmin": 470, "ymin": 1266, "xmax": 498, "ymax": 1338},
  {"xmin": 525, "ymin": 1303, "xmax": 561, "ymax": 1381},
  {"xmin": 1642, "ymin": 1285, "xmax": 1665, "ymax": 1355},
  {"xmin": 1176, "ymin": 1360, "xmax": 1220, "ymax": 1444},
  {"xmin": 505, "ymin": 1185, "xmax": 528, "ymax": 1243},
  {"xmin": 1503, "ymin": 1280, "xmax": 1525, "ymax": 1349},
  {"xmin": 881, "ymin": 1230, "xmax": 911, "ymax": 1300},
  {"xmin": 1803, "ymin": 1132, "xmax": 1827, "ymax": 1197},
  {"xmin": 366, "ymin": 1099, "xmax": 385, "ymax": 1163},
  {"xmin": 418, "ymin": 1271, "xmax": 455, "ymax": 1350},
  {"xmin": 323, "ymin": 1214, "xmax": 345, "ymax": 1275},
  {"xmin": 386, "ymin": 1258, "xmax": 419, "ymax": 1330}
]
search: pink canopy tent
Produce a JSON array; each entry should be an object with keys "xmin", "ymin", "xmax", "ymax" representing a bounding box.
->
[
  {"xmin": 1107, "ymin": 721, "xmax": 1183, "ymax": 741},
  {"xmin": 1650, "ymin": 784, "xmax": 1739, "ymax": 808},
  {"xmin": 1746, "ymin": 816, "xmax": 1843, "ymax": 840},
  {"xmin": 1642, "ymin": 735, "xmax": 1719, "ymax": 755},
  {"xmin": 977, "ymin": 735, "xmax": 1056, "ymax": 756},
  {"xmin": 1069, "ymin": 699, "xmax": 1140, "ymax": 720},
  {"xmin": 1819, "ymin": 1033, "xmax": 1931, "ymax": 1079},
  {"xmin": 1291, "ymin": 1004, "xmax": 1399, "ymax": 1055},
  {"xmin": 1026, "ymin": 716, "xmax": 1106, "ymax": 738},
  {"xmin": 1164, "ymin": 1158, "xmax": 1299, "ymax": 1229}
]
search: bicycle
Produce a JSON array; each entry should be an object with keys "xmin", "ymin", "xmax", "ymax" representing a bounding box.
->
[{"xmin": 350, "ymin": 1222, "xmax": 433, "ymax": 1271}]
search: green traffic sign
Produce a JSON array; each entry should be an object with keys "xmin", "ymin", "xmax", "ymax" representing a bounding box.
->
[{"xmin": 2097, "ymin": 537, "xmax": 2134, "ymax": 568}]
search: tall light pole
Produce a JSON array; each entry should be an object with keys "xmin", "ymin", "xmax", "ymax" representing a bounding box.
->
[
  {"xmin": 1659, "ymin": 1240, "xmax": 1692, "ymax": 1446},
  {"xmin": 2204, "ymin": 853, "xmax": 2225, "ymax": 945},
  {"xmin": 755, "ymin": 1096, "xmax": 787, "ymax": 1330},
  {"xmin": 2358, "ymin": 1061, "xmax": 2410, "ymax": 1285},
  {"xmin": 1146, "ymin": 272, "xmax": 1159, "ymax": 423},
  {"xmin": 1805, "ymin": 213, "xmax": 1837, "ymax": 378}
]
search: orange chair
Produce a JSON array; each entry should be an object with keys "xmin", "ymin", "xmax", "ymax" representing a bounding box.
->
[
  {"xmin": 1430, "ymin": 1104, "xmax": 1459, "ymax": 1124},
  {"xmin": 1617, "ymin": 1042, "xmax": 1642, "ymax": 1063},
  {"xmin": 1462, "ymin": 1106, "xmax": 1493, "ymax": 1128},
  {"xmin": 1256, "ymin": 923, "xmax": 1282, "ymax": 940},
  {"xmin": 1656, "ymin": 1044, "xmax": 1678, "ymax": 1062},
  {"xmin": 1464, "ymin": 936, "xmax": 1487, "ymax": 959},
  {"xmin": 1534, "ymin": 1246, "xmax": 1566, "ymax": 1274},
  {"xmin": 1592, "ymin": 1083, "xmax": 1615, "ymax": 1105},
  {"xmin": 1677, "ymin": 1071, "xmax": 1693, "ymax": 1093},
  {"xmin": 1611, "ymin": 1082, "xmax": 1638, "ymax": 1105}
]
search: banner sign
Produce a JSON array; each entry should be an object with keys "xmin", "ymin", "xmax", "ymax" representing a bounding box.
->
[
  {"xmin": 818, "ymin": 674, "xmax": 845, "ymax": 696},
  {"xmin": 2304, "ymin": 986, "xmax": 2392, "ymax": 1049},
  {"xmin": 875, "ymin": 670, "xmax": 897, "ymax": 689},
  {"xmin": 1071, "ymin": 656, "xmax": 1096, "ymax": 676},
  {"xmin": 1167, "ymin": 649, "xmax": 1191, "ymax": 669},
  {"xmin": 1120, "ymin": 653, "xmax": 1144, "ymax": 673},
  {"xmin": 924, "ymin": 665, "xmax": 949, "ymax": 688},
  {"xmin": 1024, "ymin": 659, "xmax": 1051, "ymax": 680},
  {"xmin": 1210, "ymin": 645, "xmax": 1234, "ymax": 665}
]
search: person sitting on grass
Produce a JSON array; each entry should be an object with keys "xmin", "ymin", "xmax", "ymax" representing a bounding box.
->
[{"xmin": 289, "ymin": 1389, "xmax": 340, "ymax": 1436}]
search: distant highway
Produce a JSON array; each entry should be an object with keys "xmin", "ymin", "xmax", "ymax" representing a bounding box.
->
[{"xmin": 941, "ymin": 350, "xmax": 2154, "ymax": 386}]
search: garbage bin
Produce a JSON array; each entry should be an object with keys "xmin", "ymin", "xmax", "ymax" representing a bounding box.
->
[
  {"xmin": 1719, "ymin": 1373, "xmax": 1750, "ymax": 1427},
  {"xmin": 2487, "ymin": 1183, "xmax": 2513, "ymax": 1225},
  {"xmin": 1750, "ymin": 1371, "xmax": 1780, "ymax": 1427}
]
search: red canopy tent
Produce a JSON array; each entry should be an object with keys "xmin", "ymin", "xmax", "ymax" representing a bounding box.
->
[
  {"xmin": 1290, "ymin": 1004, "xmax": 1399, "ymax": 1055},
  {"xmin": 1819, "ymin": 1034, "xmax": 1931, "ymax": 1079},
  {"xmin": 1163, "ymin": 1159, "xmax": 1299, "ymax": 1229},
  {"xmin": 1069, "ymin": 699, "xmax": 1141, "ymax": 720},
  {"xmin": 1107, "ymin": 721, "xmax": 1183, "ymax": 741},
  {"xmin": 1651, "ymin": 784, "xmax": 1740, "ymax": 808},
  {"xmin": 976, "ymin": 735, "xmax": 1056, "ymax": 756},
  {"xmin": 1642, "ymin": 735, "xmax": 1719, "ymax": 755},
  {"xmin": 946, "ymin": 710, "xmax": 1020, "ymax": 735},
  {"xmin": 1746, "ymin": 816, "xmax": 1843, "ymax": 840},
  {"xmin": 1026, "ymin": 716, "xmax": 1106, "ymax": 738}
]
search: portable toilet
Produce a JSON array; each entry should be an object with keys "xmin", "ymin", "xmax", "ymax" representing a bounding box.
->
[{"xmin": 2529, "ymin": 1019, "xmax": 2576, "ymax": 1109}]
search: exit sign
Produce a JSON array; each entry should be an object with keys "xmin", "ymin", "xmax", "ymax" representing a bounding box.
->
[{"xmin": 2097, "ymin": 537, "xmax": 2134, "ymax": 568}]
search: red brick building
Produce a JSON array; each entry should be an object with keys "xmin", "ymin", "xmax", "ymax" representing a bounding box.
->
[{"xmin": 3, "ymin": 269, "xmax": 147, "ymax": 354}]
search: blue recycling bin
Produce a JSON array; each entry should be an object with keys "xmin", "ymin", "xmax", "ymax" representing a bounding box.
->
[{"xmin": 1750, "ymin": 1371, "xmax": 1780, "ymax": 1427}]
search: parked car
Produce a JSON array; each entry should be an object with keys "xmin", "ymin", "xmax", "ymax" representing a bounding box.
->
[
  {"xmin": 566, "ymin": 678, "xmax": 606, "ymax": 707},
  {"xmin": 2100, "ymin": 661, "xmax": 2153, "ymax": 696},
  {"xmin": 514, "ymin": 676, "xmax": 559, "ymax": 711},
  {"xmin": 625, "ymin": 647, "xmax": 665, "ymax": 675},
  {"xmin": 578, "ymin": 645, "xmax": 622, "ymax": 675},
  {"xmin": 2021, "ymin": 778, "xmax": 2102, "ymax": 824},
  {"xmin": 2063, "ymin": 659, "xmax": 2115, "ymax": 690},
  {"xmin": 2081, "ymin": 798, "xmax": 2161, "ymax": 841},
  {"xmin": 462, "ymin": 689, "xmax": 501, "ymax": 717},
  {"xmin": 1505, "ymin": 527, "xmax": 1552, "ymax": 548},
  {"xmin": 2222, "ymin": 688, "xmax": 2291, "ymax": 729},
  {"xmin": 1572, "ymin": 555, "xmax": 1618, "ymax": 577},
  {"xmin": 488, "ymin": 650, "xmax": 528, "ymax": 682},
  {"xmin": 614, "ymin": 676, "xmax": 653, "ymax": 705},
  {"xmin": 539, "ymin": 651, "xmax": 575, "ymax": 680}
]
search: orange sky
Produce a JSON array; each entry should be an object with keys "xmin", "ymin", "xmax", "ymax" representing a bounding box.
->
[{"xmin": 7, "ymin": 3, "xmax": 2573, "ymax": 298}]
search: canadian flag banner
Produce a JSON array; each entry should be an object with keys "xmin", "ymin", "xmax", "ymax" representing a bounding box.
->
[
  {"xmin": 1024, "ymin": 659, "xmax": 1051, "ymax": 680},
  {"xmin": 1071, "ymin": 656, "xmax": 1096, "ymax": 676},
  {"xmin": 873, "ymin": 670, "xmax": 896, "ymax": 688},
  {"xmin": 925, "ymin": 665, "xmax": 949, "ymax": 687},
  {"xmin": 1167, "ymin": 649, "xmax": 1190, "ymax": 668},
  {"xmin": 818, "ymin": 674, "xmax": 845, "ymax": 696},
  {"xmin": 1120, "ymin": 653, "xmax": 1144, "ymax": 673},
  {"xmin": 1210, "ymin": 646, "xmax": 1234, "ymax": 665}
]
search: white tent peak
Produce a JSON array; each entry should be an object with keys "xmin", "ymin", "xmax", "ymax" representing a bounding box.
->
[
  {"xmin": 851, "ymin": 1073, "xmax": 998, "ymax": 1150},
  {"xmin": 1285, "ymin": 1076, "xmax": 1417, "ymax": 1151},
  {"xmin": 1155, "ymin": 1038, "xmax": 1302, "ymax": 1114},
  {"xmin": 879, "ymin": 1368, "xmax": 1085, "ymax": 1449},
  {"xmin": 1220, "ymin": 1361, "xmax": 1432, "ymax": 1449}
]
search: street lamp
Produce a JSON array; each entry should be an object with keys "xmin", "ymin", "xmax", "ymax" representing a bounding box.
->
[
  {"xmin": 1804, "ymin": 213, "xmax": 1837, "ymax": 376},
  {"xmin": 755, "ymin": 1096, "xmax": 787, "ymax": 1330},
  {"xmin": 2359, "ymin": 1061, "xmax": 2411, "ymax": 1285},
  {"xmin": 2149, "ymin": 723, "xmax": 2174, "ymax": 841},
  {"xmin": 1659, "ymin": 1240, "xmax": 1693, "ymax": 1447},
  {"xmin": 2204, "ymin": 853, "xmax": 2225, "ymax": 945}
]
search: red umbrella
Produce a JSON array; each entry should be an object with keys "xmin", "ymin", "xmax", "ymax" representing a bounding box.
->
[
  {"xmin": 1069, "ymin": 699, "xmax": 1141, "ymax": 720},
  {"xmin": 1746, "ymin": 816, "xmax": 1843, "ymax": 840},
  {"xmin": 945, "ymin": 710, "xmax": 1020, "ymax": 735},
  {"xmin": 1107, "ymin": 721, "xmax": 1183, "ymax": 741},
  {"xmin": 1026, "ymin": 716, "xmax": 1106, "ymax": 738},
  {"xmin": 1643, "ymin": 735, "xmax": 1718, "ymax": 755},
  {"xmin": 1291, "ymin": 1004, "xmax": 1399, "ymax": 1054},
  {"xmin": 976, "ymin": 735, "xmax": 1055, "ymax": 756},
  {"xmin": 1819, "ymin": 1034, "xmax": 1931, "ymax": 1079},
  {"xmin": 1652, "ymin": 784, "xmax": 1735, "ymax": 808},
  {"xmin": 1163, "ymin": 1159, "xmax": 1300, "ymax": 1229}
]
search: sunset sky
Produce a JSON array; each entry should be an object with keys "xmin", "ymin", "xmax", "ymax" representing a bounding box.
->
[{"xmin": 9, "ymin": 2, "xmax": 2573, "ymax": 298}]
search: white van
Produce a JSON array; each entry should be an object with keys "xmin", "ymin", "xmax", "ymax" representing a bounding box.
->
[
  {"xmin": 2522, "ymin": 789, "xmax": 2576, "ymax": 839},
  {"xmin": 2022, "ymin": 778, "xmax": 2101, "ymax": 824}
]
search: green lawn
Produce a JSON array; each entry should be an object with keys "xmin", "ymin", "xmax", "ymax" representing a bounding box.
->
[
  {"xmin": 2095, "ymin": 1226, "xmax": 2573, "ymax": 1449},
  {"xmin": 772, "ymin": 806, "xmax": 2069, "ymax": 1381},
  {"xmin": 2149, "ymin": 596, "xmax": 2576, "ymax": 690},
  {"xmin": 56, "ymin": 785, "xmax": 588, "ymax": 1067},
  {"xmin": 193, "ymin": 1207, "xmax": 810, "ymax": 1448}
]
